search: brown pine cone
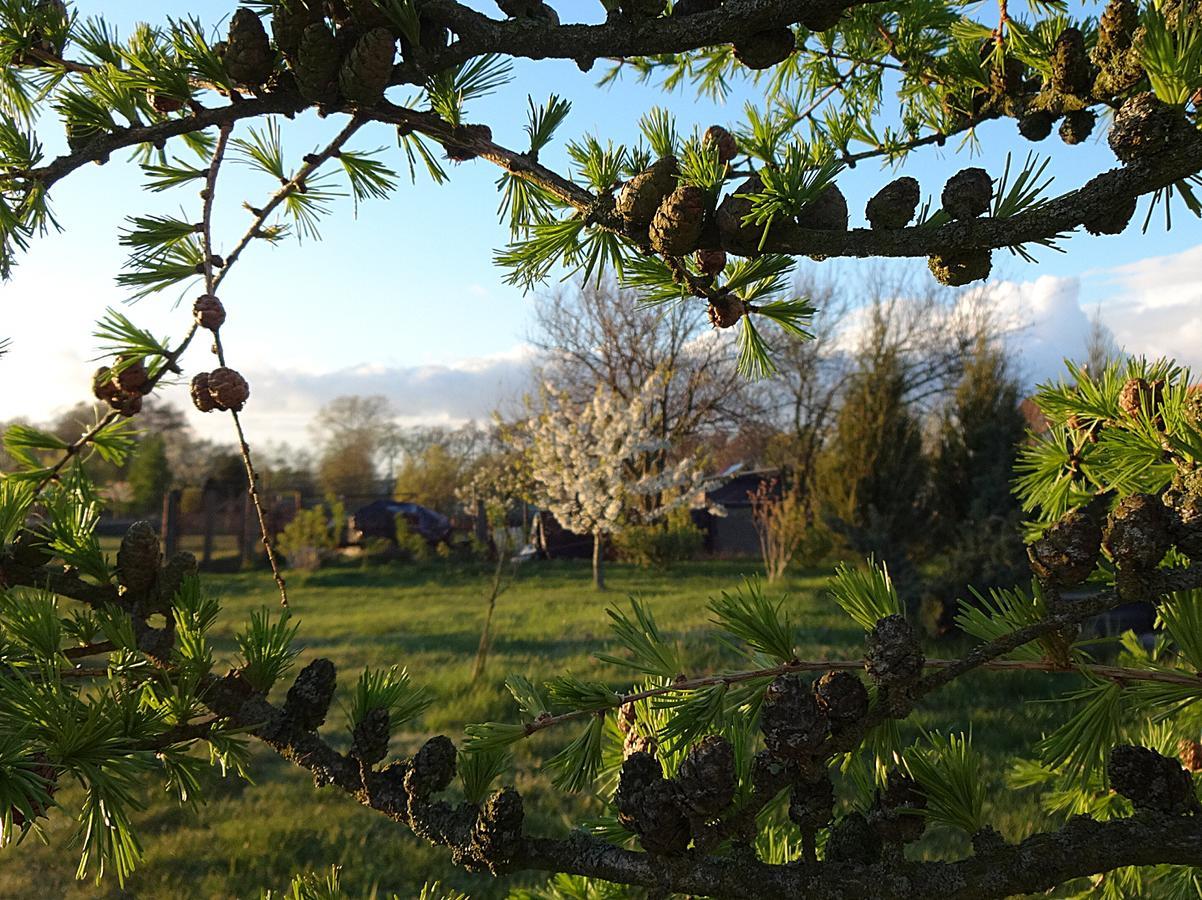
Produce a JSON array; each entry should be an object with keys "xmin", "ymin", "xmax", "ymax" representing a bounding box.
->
[
  {"xmin": 405, "ymin": 735, "xmax": 458, "ymax": 797},
  {"xmin": 1108, "ymin": 744, "xmax": 1199, "ymax": 815},
  {"xmin": 825, "ymin": 812, "xmax": 882, "ymax": 864},
  {"xmin": 733, "ymin": 27, "xmax": 795, "ymax": 70},
  {"xmin": 117, "ymin": 520, "xmax": 161, "ymax": 596},
  {"xmin": 207, "ymin": 366, "xmax": 250, "ymax": 412},
  {"xmin": 760, "ymin": 674, "xmax": 829, "ymax": 758},
  {"xmin": 703, "ymin": 125, "xmax": 738, "ymax": 164},
  {"xmin": 797, "ymin": 184, "xmax": 848, "ymax": 231},
  {"xmin": 788, "ymin": 767, "xmax": 835, "ymax": 831},
  {"xmin": 191, "ymin": 372, "xmax": 216, "ymax": 413},
  {"xmin": 696, "ymin": 248, "xmax": 727, "ymax": 277},
  {"xmin": 283, "ymin": 658, "xmax": 338, "ymax": 733},
  {"xmin": 1109, "ymin": 93, "xmax": 1191, "ymax": 163},
  {"xmin": 815, "ymin": 670, "xmax": 869, "ymax": 724},
  {"xmin": 1179, "ymin": 739, "xmax": 1202, "ymax": 773},
  {"xmin": 92, "ymin": 366, "xmax": 122, "ymax": 404},
  {"xmin": 616, "ymin": 156, "xmax": 679, "ymax": 229},
  {"xmin": 1018, "ymin": 111, "xmax": 1055, "ymax": 142},
  {"xmin": 707, "ymin": 291, "xmax": 744, "ymax": 329},
  {"xmin": 444, "ymin": 123, "xmax": 493, "ymax": 163},
  {"xmin": 470, "ymin": 787, "xmax": 525, "ymax": 870},
  {"xmin": 865, "ymin": 615, "xmax": 924, "ymax": 687},
  {"xmin": 1083, "ymin": 197, "xmax": 1137, "ymax": 236},
  {"xmin": 193, "ymin": 294, "xmax": 226, "ymax": 330},
  {"xmin": 871, "ymin": 769, "xmax": 927, "ymax": 843},
  {"xmin": 339, "ymin": 28, "xmax": 396, "ymax": 106},
  {"xmin": 865, "ymin": 177, "xmax": 920, "ymax": 230},
  {"xmin": 649, "ymin": 185, "xmax": 709, "ymax": 257},
  {"xmin": 1050, "ymin": 27, "xmax": 1092, "ymax": 96},
  {"xmin": 928, "ymin": 250, "xmax": 992, "ymax": 286},
  {"xmin": 715, "ymin": 173, "xmax": 764, "ymax": 256},
  {"xmin": 636, "ymin": 779, "xmax": 692, "ymax": 854},
  {"xmin": 941, "ymin": 168, "xmax": 992, "ymax": 220},
  {"xmin": 296, "ymin": 21, "xmax": 341, "ymax": 104},
  {"xmin": 149, "ymin": 91, "xmax": 185, "ymax": 114},
  {"xmin": 1103, "ymin": 493, "xmax": 1172, "ymax": 572},
  {"xmin": 1118, "ymin": 377, "xmax": 1165, "ymax": 422},
  {"xmin": 615, "ymin": 751, "xmax": 663, "ymax": 831},
  {"xmin": 223, "ymin": 8, "xmax": 275, "ymax": 87},
  {"xmin": 1028, "ymin": 506, "xmax": 1103, "ymax": 587},
  {"xmin": 1059, "ymin": 109, "xmax": 1096, "ymax": 146},
  {"xmin": 673, "ymin": 735, "xmax": 736, "ymax": 818},
  {"xmin": 351, "ymin": 707, "xmax": 391, "ymax": 765},
  {"xmin": 114, "ymin": 357, "xmax": 149, "ymax": 393}
]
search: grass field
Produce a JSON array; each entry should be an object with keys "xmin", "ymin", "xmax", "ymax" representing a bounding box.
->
[{"xmin": 0, "ymin": 558, "xmax": 1074, "ymax": 899}]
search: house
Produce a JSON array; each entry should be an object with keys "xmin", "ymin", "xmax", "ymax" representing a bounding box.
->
[{"xmin": 694, "ymin": 468, "xmax": 782, "ymax": 557}]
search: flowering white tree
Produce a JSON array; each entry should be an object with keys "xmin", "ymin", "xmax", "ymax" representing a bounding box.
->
[{"xmin": 528, "ymin": 373, "xmax": 720, "ymax": 589}]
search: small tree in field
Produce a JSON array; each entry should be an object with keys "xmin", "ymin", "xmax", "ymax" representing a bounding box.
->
[
  {"xmin": 526, "ymin": 374, "xmax": 716, "ymax": 589},
  {"xmin": 1, "ymin": 0, "xmax": 1202, "ymax": 896}
]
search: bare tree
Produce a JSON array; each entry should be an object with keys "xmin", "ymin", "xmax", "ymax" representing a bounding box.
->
[{"xmin": 1081, "ymin": 305, "xmax": 1125, "ymax": 376}]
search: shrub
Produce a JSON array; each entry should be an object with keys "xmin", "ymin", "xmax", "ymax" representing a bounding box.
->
[
  {"xmin": 615, "ymin": 512, "xmax": 704, "ymax": 567},
  {"xmin": 395, "ymin": 515, "xmax": 432, "ymax": 563},
  {"xmin": 275, "ymin": 497, "xmax": 344, "ymax": 571}
]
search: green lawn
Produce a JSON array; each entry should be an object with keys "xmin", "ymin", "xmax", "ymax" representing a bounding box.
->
[{"xmin": 0, "ymin": 559, "xmax": 1071, "ymax": 899}]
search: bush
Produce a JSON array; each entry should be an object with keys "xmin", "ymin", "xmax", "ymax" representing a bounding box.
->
[
  {"xmin": 615, "ymin": 514, "xmax": 704, "ymax": 567},
  {"xmin": 275, "ymin": 497, "xmax": 344, "ymax": 571},
  {"xmin": 395, "ymin": 515, "xmax": 432, "ymax": 562}
]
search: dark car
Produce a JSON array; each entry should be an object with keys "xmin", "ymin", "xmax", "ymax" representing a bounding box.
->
[{"xmin": 348, "ymin": 500, "xmax": 452, "ymax": 545}]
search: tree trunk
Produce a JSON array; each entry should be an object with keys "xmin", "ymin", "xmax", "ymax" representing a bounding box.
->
[{"xmin": 593, "ymin": 529, "xmax": 606, "ymax": 590}]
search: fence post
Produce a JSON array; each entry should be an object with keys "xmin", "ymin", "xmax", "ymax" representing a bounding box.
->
[
  {"xmin": 161, "ymin": 489, "xmax": 181, "ymax": 558},
  {"xmin": 201, "ymin": 485, "xmax": 217, "ymax": 567}
]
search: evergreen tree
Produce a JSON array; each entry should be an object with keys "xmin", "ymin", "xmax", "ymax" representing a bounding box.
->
[
  {"xmin": 817, "ymin": 346, "xmax": 927, "ymax": 592},
  {"xmin": 922, "ymin": 339, "xmax": 1028, "ymax": 633},
  {"xmin": 127, "ymin": 433, "xmax": 172, "ymax": 515}
]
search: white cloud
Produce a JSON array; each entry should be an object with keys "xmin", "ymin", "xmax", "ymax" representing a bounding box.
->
[{"xmin": 181, "ymin": 346, "xmax": 538, "ymax": 446}]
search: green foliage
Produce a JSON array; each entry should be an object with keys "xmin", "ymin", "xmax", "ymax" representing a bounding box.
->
[
  {"xmin": 235, "ymin": 609, "xmax": 300, "ymax": 693},
  {"xmin": 458, "ymin": 745, "xmax": 511, "ymax": 806},
  {"xmin": 828, "ymin": 558, "xmax": 902, "ymax": 631},
  {"xmin": 276, "ymin": 499, "xmax": 344, "ymax": 571},
  {"xmin": 902, "ymin": 731, "xmax": 986, "ymax": 834},
  {"xmin": 346, "ymin": 665, "xmax": 432, "ymax": 734},
  {"xmin": 595, "ymin": 598, "xmax": 684, "ymax": 680},
  {"xmin": 612, "ymin": 518, "xmax": 703, "ymax": 568},
  {"xmin": 708, "ymin": 578, "xmax": 796, "ymax": 663}
]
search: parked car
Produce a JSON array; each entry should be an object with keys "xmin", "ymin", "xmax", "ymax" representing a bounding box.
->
[{"xmin": 347, "ymin": 500, "xmax": 452, "ymax": 545}]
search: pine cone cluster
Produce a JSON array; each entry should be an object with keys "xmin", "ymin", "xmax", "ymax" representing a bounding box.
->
[
  {"xmin": 733, "ymin": 28, "xmax": 796, "ymax": 70},
  {"xmin": 117, "ymin": 521, "xmax": 161, "ymax": 597},
  {"xmin": 1092, "ymin": 0, "xmax": 1143, "ymax": 98},
  {"xmin": 614, "ymin": 752, "xmax": 691, "ymax": 854},
  {"xmin": 283, "ymin": 658, "xmax": 338, "ymax": 732},
  {"xmin": 865, "ymin": 615, "xmax": 924, "ymax": 688},
  {"xmin": 191, "ymin": 367, "xmax": 250, "ymax": 413},
  {"xmin": 865, "ymin": 177, "xmax": 920, "ymax": 230},
  {"xmin": 1108, "ymin": 744, "xmax": 1199, "ymax": 815},
  {"xmin": 1028, "ymin": 506, "xmax": 1103, "ymax": 587},
  {"xmin": 92, "ymin": 358, "xmax": 149, "ymax": 417}
]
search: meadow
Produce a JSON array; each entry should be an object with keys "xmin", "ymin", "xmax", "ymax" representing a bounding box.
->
[{"xmin": 0, "ymin": 559, "xmax": 1075, "ymax": 899}]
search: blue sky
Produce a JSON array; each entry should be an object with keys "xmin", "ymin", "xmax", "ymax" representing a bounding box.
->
[{"xmin": 2, "ymin": 0, "xmax": 1200, "ymax": 446}]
